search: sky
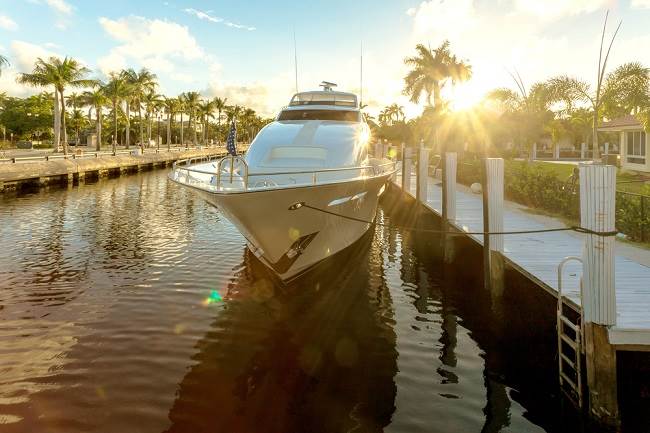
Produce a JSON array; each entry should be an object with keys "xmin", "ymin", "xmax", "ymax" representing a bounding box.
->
[{"xmin": 1, "ymin": 0, "xmax": 650, "ymax": 118}]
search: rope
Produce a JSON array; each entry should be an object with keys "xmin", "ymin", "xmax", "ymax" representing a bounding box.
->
[{"xmin": 288, "ymin": 202, "xmax": 618, "ymax": 237}]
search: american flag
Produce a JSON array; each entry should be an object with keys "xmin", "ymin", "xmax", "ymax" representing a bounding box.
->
[{"xmin": 226, "ymin": 119, "xmax": 237, "ymax": 156}]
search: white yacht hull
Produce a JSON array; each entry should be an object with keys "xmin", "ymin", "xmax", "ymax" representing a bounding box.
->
[{"xmin": 197, "ymin": 174, "xmax": 392, "ymax": 282}]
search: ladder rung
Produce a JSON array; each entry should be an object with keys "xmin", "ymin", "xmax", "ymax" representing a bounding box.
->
[
  {"xmin": 560, "ymin": 353, "xmax": 577, "ymax": 370},
  {"xmin": 560, "ymin": 334, "xmax": 579, "ymax": 350},
  {"xmin": 560, "ymin": 372, "xmax": 578, "ymax": 391},
  {"xmin": 559, "ymin": 315, "xmax": 579, "ymax": 332}
]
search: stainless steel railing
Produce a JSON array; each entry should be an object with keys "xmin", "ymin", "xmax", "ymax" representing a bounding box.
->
[{"xmin": 171, "ymin": 156, "xmax": 395, "ymax": 192}]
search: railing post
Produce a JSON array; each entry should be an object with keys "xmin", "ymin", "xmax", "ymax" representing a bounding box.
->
[
  {"xmin": 482, "ymin": 158, "xmax": 505, "ymax": 300},
  {"xmin": 416, "ymin": 147, "xmax": 429, "ymax": 204},
  {"xmin": 401, "ymin": 146, "xmax": 412, "ymax": 194},
  {"xmin": 579, "ymin": 163, "xmax": 619, "ymax": 428},
  {"xmin": 442, "ymin": 152, "xmax": 457, "ymax": 264}
]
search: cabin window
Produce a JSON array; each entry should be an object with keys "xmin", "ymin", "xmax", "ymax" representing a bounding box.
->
[
  {"xmin": 626, "ymin": 131, "xmax": 646, "ymax": 164},
  {"xmin": 278, "ymin": 110, "xmax": 360, "ymax": 122},
  {"xmin": 268, "ymin": 146, "xmax": 327, "ymax": 160}
]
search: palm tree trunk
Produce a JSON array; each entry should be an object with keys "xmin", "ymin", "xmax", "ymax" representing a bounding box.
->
[
  {"xmin": 125, "ymin": 103, "xmax": 130, "ymax": 149},
  {"xmin": 147, "ymin": 112, "xmax": 152, "ymax": 144},
  {"xmin": 167, "ymin": 113, "xmax": 171, "ymax": 151},
  {"xmin": 217, "ymin": 111, "xmax": 222, "ymax": 144},
  {"xmin": 432, "ymin": 82, "xmax": 441, "ymax": 110},
  {"xmin": 113, "ymin": 102, "xmax": 118, "ymax": 154},
  {"xmin": 592, "ymin": 109, "xmax": 600, "ymax": 161},
  {"xmin": 53, "ymin": 88, "xmax": 61, "ymax": 153},
  {"xmin": 60, "ymin": 89, "xmax": 68, "ymax": 156},
  {"xmin": 138, "ymin": 105, "xmax": 144, "ymax": 154},
  {"xmin": 190, "ymin": 111, "xmax": 196, "ymax": 146},
  {"xmin": 180, "ymin": 113, "xmax": 184, "ymax": 147},
  {"xmin": 96, "ymin": 107, "xmax": 102, "ymax": 152}
]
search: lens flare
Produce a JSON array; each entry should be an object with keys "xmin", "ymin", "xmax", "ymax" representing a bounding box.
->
[{"xmin": 202, "ymin": 290, "xmax": 223, "ymax": 306}]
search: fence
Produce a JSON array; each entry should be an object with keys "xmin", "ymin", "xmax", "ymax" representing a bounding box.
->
[{"xmin": 0, "ymin": 145, "xmax": 229, "ymax": 164}]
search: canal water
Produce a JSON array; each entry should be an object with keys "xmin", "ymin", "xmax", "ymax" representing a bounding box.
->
[{"xmin": 0, "ymin": 169, "xmax": 595, "ymax": 432}]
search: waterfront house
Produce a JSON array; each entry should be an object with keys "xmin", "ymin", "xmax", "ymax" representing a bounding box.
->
[{"xmin": 599, "ymin": 114, "xmax": 649, "ymax": 173}]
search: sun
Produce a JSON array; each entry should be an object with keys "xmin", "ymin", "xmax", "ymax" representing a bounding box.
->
[{"xmin": 448, "ymin": 84, "xmax": 483, "ymax": 111}]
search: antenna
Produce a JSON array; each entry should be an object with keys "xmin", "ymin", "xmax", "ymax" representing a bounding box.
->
[
  {"xmin": 360, "ymin": 40, "xmax": 363, "ymax": 107},
  {"xmin": 293, "ymin": 29, "xmax": 298, "ymax": 93}
]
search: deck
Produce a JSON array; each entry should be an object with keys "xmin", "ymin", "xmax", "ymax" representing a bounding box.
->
[{"xmin": 394, "ymin": 171, "xmax": 650, "ymax": 347}]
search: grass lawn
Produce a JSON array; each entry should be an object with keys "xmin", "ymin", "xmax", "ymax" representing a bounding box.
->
[{"xmin": 507, "ymin": 160, "xmax": 650, "ymax": 195}]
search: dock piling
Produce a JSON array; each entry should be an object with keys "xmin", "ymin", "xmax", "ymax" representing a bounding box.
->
[
  {"xmin": 482, "ymin": 158, "xmax": 505, "ymax": 299},
  {"xmin": 579, "ymin": 163, "xmax": 619, "ymax": 427},
  {"xmin": 401, "ymin": 146, "xmax": 412, "ymax": 194},
  {"xmin": 416, "ymin": 147, "xmax": 429, "ymax": 204},
  {"xmin": 442, "ymin": 152, "xmax": 457, "ymax": 264}
]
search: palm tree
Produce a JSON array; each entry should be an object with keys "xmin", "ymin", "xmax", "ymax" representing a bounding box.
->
[
  {"xmin": 0, "ymin": 55, "xmax": 9, "ymax": 76},
  {"xmin": 403, "ymin": 41, "xmax": 472, "ymax": 111},
  {"xmin": 81, "ymin": 87, "xmax": 108, "ymax": 151},
  {"xmin": 213, "ymin": 97, "xmax": 227, "ymax": 144},
  {"xmin": 545, "ymin": 63, "xmax": 648, "ymax": 160},
  {"xmin": 69, "ymin": 109, "xmax": 87, "ymax": 146},
  {"xmin": 198, "ymin": 99, "xmax": 216, "ymax": 144},
  {"xmin": 102, "ymin": 72, "xmax": 131, "ymax": 154},
  {"xmin": 163, "ymin": 97, "xmax": 179, "ymax": 150},
  {"xmin": 17, "ymin": 56, "xmax": 94, "ymax": 155},
  {"xmin": 142, "ymin": 89, "xmax": 163, "ymax": 145},
  {"xmin": 123, "ymin": 68, "xmax": 157, "ymax": 153},
  {"xmin": 177, "ymin": 95, "xmax": 186, "ymax": 147},
  {"xmin": 182, "ymin": 91, "xmax": 201, "ymax": 146}
]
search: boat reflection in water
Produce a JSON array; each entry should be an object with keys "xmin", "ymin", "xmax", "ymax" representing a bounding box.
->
[{"xmin": 164, "ymin": 230, "xmax": 398, "ymax": 433}]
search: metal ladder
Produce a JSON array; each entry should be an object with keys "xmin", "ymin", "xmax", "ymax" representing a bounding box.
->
[{"xmin": 557, "ymin": 256, "xmax": 584, "ymax": 409}]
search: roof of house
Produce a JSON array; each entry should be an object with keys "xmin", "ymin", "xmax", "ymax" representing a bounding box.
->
[{"xmin": 598, "ymin": 114, "xmax": 642, "ymax": 131}]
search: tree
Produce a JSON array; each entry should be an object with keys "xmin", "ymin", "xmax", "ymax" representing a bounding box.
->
[
  {"xmin": 17, "ymin": 56, "xmax": 94, "ymax": 155},
  {"xmin": 81, "ymin": 87, "xmax": 108, "ymax": 151},
  {"xmin": 69, "ymin": 109, "xmax": 88, "ymax": 146},
  {"xmin": 123, "ymin": 68, "xmax": 157, "ymax": 153},
  {"xmin": 198, "ymin": 99, "xmax": 216, "ymax": 144},
  {"xmin": 601, "ymin": 62, "xmax": 650, "ymax": 119},
  {"xmin": 177, "ymin": 95, "xmax": 187, "ymax": 146},
  {"xmin": 182, "ymin": 91, "xmax": 201, "ymax": 146},
  {"xmin": 213, "ymin": 97, "xmax": 227, "ymax": 144},
  {"xmin": 403, "ymin": 41, "xmax": 472, "ymax": 110},
  {"xmin": 142, "ymin": 89, "xmax": 163, "ymax": 145},
  {"xmin": 164, "ymin": 97, "xmax": 180, "ymax": 150},
  {"xmin": 102, "ymin": 72, "xmax": 131, "ymax": 153}
]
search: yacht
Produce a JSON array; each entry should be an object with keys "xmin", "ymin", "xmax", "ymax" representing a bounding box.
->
[{"xmin": 169, "ymin": 82, "xmax": 395, "ymax": 282}]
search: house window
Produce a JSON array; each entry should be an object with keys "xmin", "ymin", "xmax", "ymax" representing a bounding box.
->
[{"xmin": 626, "ymin": 131, "xmax": 646, "ymax": 164}]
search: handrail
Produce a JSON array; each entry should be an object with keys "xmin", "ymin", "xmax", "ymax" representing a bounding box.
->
[{"xmin": 172, "ymin": 156, "xmax": 396, "ymax": 192}]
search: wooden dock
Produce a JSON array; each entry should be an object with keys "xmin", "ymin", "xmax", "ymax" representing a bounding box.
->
[{"xmin": 394, "ymin": 170, "xmax": 650, "ymax": 348}]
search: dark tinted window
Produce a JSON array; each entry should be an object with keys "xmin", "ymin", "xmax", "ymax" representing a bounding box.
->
[{"xmin": 278, "ymin": 110, "xmax": 360, "ymax": 122}]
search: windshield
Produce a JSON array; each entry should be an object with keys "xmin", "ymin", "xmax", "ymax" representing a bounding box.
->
[{"xmin": 277, "ymin": 109, "xmax": 360, "ymax": 122}]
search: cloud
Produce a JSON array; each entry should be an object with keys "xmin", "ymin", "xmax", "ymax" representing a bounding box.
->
[
  {"xmin": 0, "ymin": 15, "xmax": 18, "ymax": 31},
  {"xmin": 45, "ymin": 0, "xmax": 73, "ymax": 15},
  {"xmin": 184, "ymin": 8, "xmax": 256, "ymax": 31},
  {"xmin": 97, "ymin": 15, "xmax": 205, "ymax": 75},
  {"xmin": 514, "ymin": 0, "xmax": 610, "ymax": 17},
  {"xmin": 631, "ymin": 0, "xmax": 650, "ymax": 8},
  {"xmin": 0, "ymin": 41, "xmax": 61, "ymax": 96}
]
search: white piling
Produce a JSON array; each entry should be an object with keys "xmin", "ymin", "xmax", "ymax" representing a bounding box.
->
[
  {"xmin": 579, "ymin": 163, "xmax": 619, "ymax": 427},
  {"xmin": 442, "ymin": 152, "xmax": 457, "ymax": 263},
  {"xmin": 579, "ymin": 164, "xmax": 616, "ymax": 326},
  {"xmin": 402, "ymin": 146, "xmax": 412, "ymax": 194},
  {"xmin": 416, "ymin": 147, "xmax": 429, "ymax": 204},
  {"xmin": 532, "ymin": 142, "xmax": 537, "ymax": 160},
  {"xmin": 482, "ymin": 158, "xmax": 505, "ymax": 296},
  {"xmin": 553, "ymin": 143, "xmax": 560, "ymax": 160}
]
